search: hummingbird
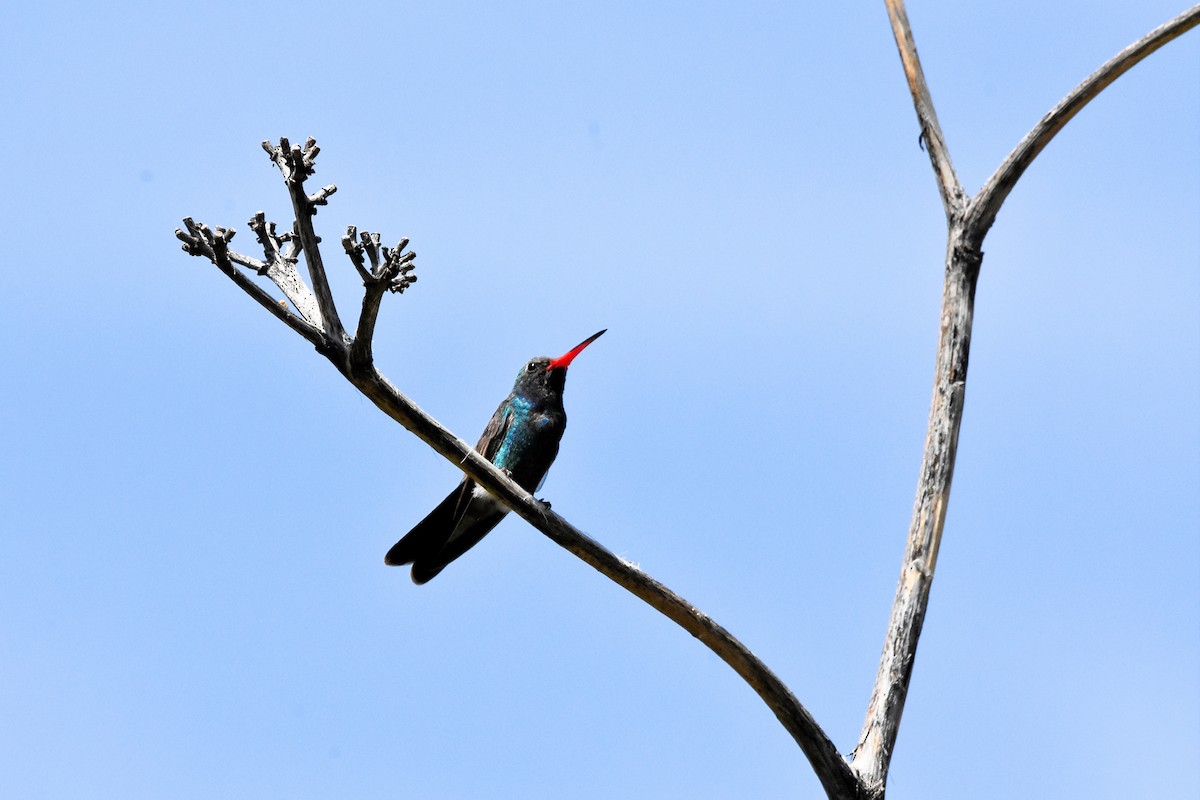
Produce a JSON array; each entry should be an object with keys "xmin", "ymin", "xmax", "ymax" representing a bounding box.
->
[{"xmin": 385, "ymin": 329, "xmax": 606, "ymax": 583}]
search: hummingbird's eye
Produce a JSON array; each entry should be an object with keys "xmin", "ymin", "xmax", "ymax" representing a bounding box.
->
[{"xmin": 526, "ymin": 362, "xmax": 537, "ymax": 373}]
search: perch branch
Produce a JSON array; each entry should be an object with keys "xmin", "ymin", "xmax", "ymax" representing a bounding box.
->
[
  {"xmin": 178, "ymin": 138, "xmax": 862, "ymax": 800},
  {"xmin": 345, "ymin": 366, "xmax": 861, "ymax": 799}
]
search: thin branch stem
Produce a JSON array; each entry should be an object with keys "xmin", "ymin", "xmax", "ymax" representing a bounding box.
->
[
  {"xmin": 883, "ymin": 0, "xmax": 966, "ymax": 218},
  {"xmin": 968, "ymin": 4, "xmax": 1200, "ymax": 238},
  {"xmin": 345, "ymin": 365, "xmax": 862, "ymax": 799},
  {"xmin": 262, "ymin": 137, "xmax": 348, "ymax": 343},
  {"xmin": 344, "ymin": 226, "xmax": 383, "ymax": 369},
  {"xmin": 344, "ymin": 228, "xmax": 417, "ymax": 371},
  {"xmin": 175, "ymin": 218, "xmax": 326, "ymax": 348}
]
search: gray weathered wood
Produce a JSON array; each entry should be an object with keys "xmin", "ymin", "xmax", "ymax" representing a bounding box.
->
[{"xmin": 849, "ymin": 3, "xmax": 1200, "ymax": 796}]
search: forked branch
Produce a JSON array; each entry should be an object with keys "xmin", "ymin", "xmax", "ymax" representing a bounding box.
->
[
  {"xmin": 344, "ymin": 226, "xmax": 417, "ymax": 369},
  {"xmin": 261, "ymin": 136, "xmax": 348, "ymax": 343},
  {"xmin": 177, "ymin": 137, "xmax": 859, "ymax": 800},
  {"xmin": 851, "ymin": 3, "xmax": 1199, "ymax": 795},
  {"xmin": 176, "ymin": 217, "xmax": 324, "ymax": 346}
]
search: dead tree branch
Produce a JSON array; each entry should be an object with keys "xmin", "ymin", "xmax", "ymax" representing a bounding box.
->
[
  {"xmin": 850, "ymin": 3, "xmax": 1200, "ymax": 795},
  {"xmin": 969, "ymin": 5, "xmax": 1200, "ymax": 238},
  {"xmin": 261, "ymin": 136, "xmax": 348, "ymax": 344},
  {"xmin": 177, "ymin": 137, "xmax": 859, "ymax": 800},
  {"xmin": 882, "ymin": 0, "xmax": 966, "ymax": 218}
]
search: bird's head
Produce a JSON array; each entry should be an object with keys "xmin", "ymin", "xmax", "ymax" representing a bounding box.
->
[{"xmin": 513, "ymin": 329, "xmax": 606, "ymax": 397}]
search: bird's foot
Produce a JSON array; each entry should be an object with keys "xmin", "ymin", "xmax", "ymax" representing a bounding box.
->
[{"xmin": 536, "ymin": 498, "xmax": 552, "ymax": 510}]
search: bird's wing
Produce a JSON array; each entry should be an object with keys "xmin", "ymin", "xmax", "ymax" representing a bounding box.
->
[
  {"xmin": 477, "ymin": 399, "xmax": 514, "ymax": 461},
  {"xmin": 449, "ymin": 400, "xmax": 514, "ymax": 517},
  {"xmin": 385, "ymin": 399, "xmax": 517, "ymax": 582}
]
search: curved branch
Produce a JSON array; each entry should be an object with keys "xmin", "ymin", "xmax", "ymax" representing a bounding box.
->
[
  {"xmin": 180, "ymin": 137, "xmax": 862, "ymax": 800},
  {"xmin": 884, "ymin": 0, "xmax": 967, "ymax": 218},
  {"xmin": 347, "ymin": 365, "xmax": 861, "ymax": 799},
  {"xmin": 967, "ymin": 4, "xmax": 1200, "ymax": 237}
]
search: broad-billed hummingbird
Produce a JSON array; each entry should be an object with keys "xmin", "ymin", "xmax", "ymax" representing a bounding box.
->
[{"xmin": 385, "ymin": 330, "xmax": 606, "ymax": 583}]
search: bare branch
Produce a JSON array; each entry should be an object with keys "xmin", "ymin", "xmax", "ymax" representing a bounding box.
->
[
  {"xmin": 968, "ymin": 4, "xmax": 1200, "ymax": 237},
  {"xmin": 851, "ymin": 232, "xmax": 979, "ymax": 793},
  {"xmin": 345, "ymin": 227, "xmax": 418, "ymax": 370},
  {"xmin": 883, "ymin": 0, "xmax": 967, "ymax": 218},
  {"xmin": 176, "ymin": 218, "xmax": 326, "ymax": 347},
  {"xmin": 262, "ymin": 137, "xmax": 348, "ymax": 343},
  {"xmin": 309, "ymin": 184, "xmax": 337, "ymax": 207},
  {"xmin": 179, "ymin": 138, "xmax": 860, "ymax": 800},
  {"xmin": 853, "ymin": 3, "xmax": 1199, "ymax": 794},
  {"xmin": 345, "ymin": 364, "xmax": 862, "ymax": 800},
  {"xmin": 244, "ymin": 211, "xmax": 324, "ymax": 326}
]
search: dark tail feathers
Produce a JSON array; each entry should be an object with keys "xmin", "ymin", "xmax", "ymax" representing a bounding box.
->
[{"xmin": 384, "ymin": 488, "xmax": 461, "ymax": 584}]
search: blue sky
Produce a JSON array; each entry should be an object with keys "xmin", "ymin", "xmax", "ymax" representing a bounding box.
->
[{"xmin": 1, "ymin": 2, "xmax": 1197, "ymax": 798}]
